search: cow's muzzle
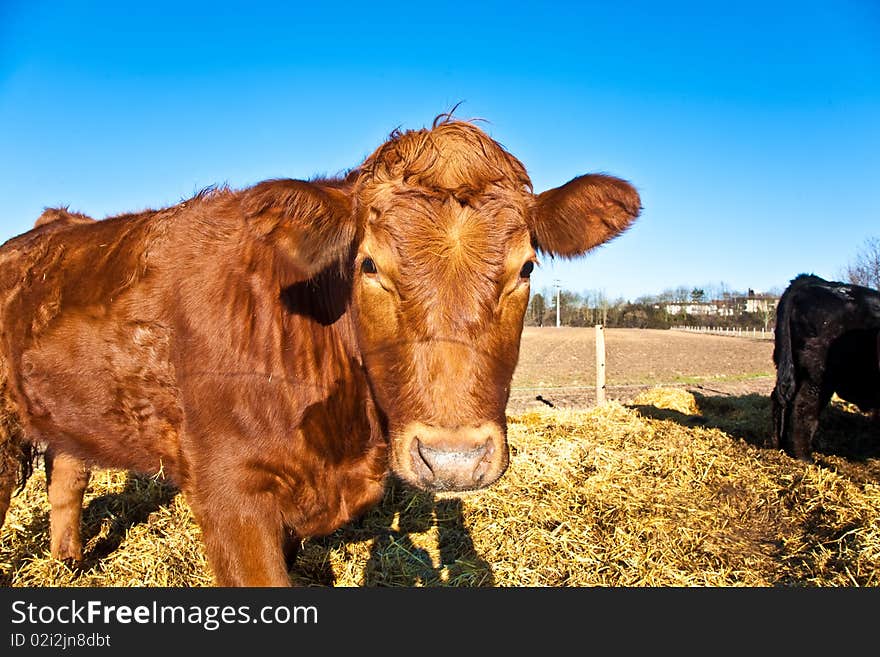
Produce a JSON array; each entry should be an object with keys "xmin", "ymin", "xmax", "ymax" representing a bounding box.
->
[{"xmin": 394, "ymin": 422, "xmax": 509, "ymax": 492}]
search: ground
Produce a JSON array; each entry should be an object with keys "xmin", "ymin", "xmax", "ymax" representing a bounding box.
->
[{"xmin": 508, "ymin": 327, "xmax": 775, "ymax": 413}]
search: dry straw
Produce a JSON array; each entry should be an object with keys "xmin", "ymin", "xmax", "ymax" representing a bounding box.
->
[{"xmin": 2, "ymin": 388, "xmax": 878, "ymax": 587}]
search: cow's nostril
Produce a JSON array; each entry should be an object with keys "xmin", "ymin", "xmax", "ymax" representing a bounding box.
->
[
  {"xmin": 472, "ymin": 437, "xmax": 495, "ymax": 482},
  {"xmin": 410, "ymin": 438, "xmax": 435, "ymax": 481}
]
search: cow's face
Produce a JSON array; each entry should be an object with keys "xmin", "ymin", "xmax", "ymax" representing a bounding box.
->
[
  {"xmin": 351, "ymin": 188, "xmax": 535, "ymax": 492},
  {"xmin": 257, "ymin": 119, "xmax": 640, "ymax": 492},
  {"xmin": 346, "ymin": 121, "xmax": 641, "ymax": 493}
]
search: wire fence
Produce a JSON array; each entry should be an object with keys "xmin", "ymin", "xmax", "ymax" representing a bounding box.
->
[
  {"xmin": 670, "ymin": 325, "xmax": 775, "ymax": 340},
  {"xmin": 508, "ymin": 324, "xmax": 777, "ymax": 412}
]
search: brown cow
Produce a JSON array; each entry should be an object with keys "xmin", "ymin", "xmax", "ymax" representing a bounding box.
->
[{"xmin": 0, "ymin": 116, "xmax": 640, "ymax": 586}]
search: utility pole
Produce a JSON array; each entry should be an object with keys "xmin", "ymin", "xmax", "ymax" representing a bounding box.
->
[{"xmin": 555, "ymin": 279, "xmax": 561, "ymax": 327}]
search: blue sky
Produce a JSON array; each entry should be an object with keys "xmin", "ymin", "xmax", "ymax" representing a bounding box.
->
[{"xmin": 1, "ymin": 1, "xmax": 877, "ymax": 301}]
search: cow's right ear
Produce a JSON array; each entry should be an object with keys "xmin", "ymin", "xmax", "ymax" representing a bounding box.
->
[{"xmin": 242, "ymin": 179, "xmax": 355, "ymax": 279}]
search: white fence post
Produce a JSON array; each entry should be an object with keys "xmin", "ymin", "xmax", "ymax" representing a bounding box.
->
[{"xmin": 595, "ymin": 324, "xmax": 606, "ymax": 406}]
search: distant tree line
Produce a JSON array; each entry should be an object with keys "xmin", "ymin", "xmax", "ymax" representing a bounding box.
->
[
  {"xmin": 526, "ymin": 237, "xmax": 880, "ymax": 330},
  {"xmin": 844, "ymin": 236, "xmax": 880, "ymax": 291},
  {"xmin": 526, "ymin": 283, "xmax": 781, "ymax": 330}
]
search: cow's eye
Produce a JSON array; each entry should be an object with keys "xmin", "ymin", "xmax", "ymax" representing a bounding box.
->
[
  {"xmin": 519, "ymin": 261, "xmax": 534, "ymax": 279},
  {"xmin": 362, "ymin": 258, "xmax": 378, "ymax": 275}
]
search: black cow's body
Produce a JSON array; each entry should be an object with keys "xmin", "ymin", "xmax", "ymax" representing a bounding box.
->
[{"xmin": 771, "ymin": 274, "xmax": 880, "ymax": 460}]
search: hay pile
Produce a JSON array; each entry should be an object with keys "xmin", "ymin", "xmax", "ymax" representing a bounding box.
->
[
  {"xmin": 632, "ymin": 387, "xmax": 701, "ymax": 415},
  {"xmin": 2, "ymin": 388, "xmax": 879, "ymax": 587}
]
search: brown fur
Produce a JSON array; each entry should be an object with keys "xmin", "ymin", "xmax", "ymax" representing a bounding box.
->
[
  {"xmin": 0, "ymin": 116, "xmax": 640, "ymax": 585},
  {"xmin": 33, "ymin": 207, "xmax": 96, "ymax": 229}
]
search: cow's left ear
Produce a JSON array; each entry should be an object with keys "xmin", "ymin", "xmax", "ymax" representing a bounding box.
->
[
  {"xmin": 243, "ymin": 179, "xmax": 355, "ymax": 278},
  {"xmin": 529, "ymin": 174, "xmax": 641, "ymax": 257}
]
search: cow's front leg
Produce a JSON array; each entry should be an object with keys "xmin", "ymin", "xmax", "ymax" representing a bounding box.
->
[
  {"xmin": 770, "ymin": 387, "xmax": 786, "ymax": 449},
  {"xmin": 45, "ymin": 449, "xmax": 91, "ymax": 562},
  {"xmin": 785, "ymin": 384, "xmax": 824, "ymax": 461},
  {"xmin": 187, "ymin": 484, "xmax": 291, "ymax": 587}
]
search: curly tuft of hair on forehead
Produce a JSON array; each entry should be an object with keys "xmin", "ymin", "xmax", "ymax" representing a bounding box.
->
[{"xmin": 357, "ymin": 117, "xmax": 533, "ymax": 199}]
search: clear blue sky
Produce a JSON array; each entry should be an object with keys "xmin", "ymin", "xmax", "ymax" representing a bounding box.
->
[{"xmin": 1, "ymin": 1, "xmax": 878, "ymax": 302}]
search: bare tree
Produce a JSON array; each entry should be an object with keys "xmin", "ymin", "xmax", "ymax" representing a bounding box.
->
[
  {"xmin": 758, "ymin": 300, "xmax": 777, "ymax": 331},
  {"xmin": 845, "ymin": 236, "xmax": 880, "ymax": 290},
  {"xmin": 598, "ymin": 290, "xmax": 609, "ymax": 326},
  {"xmin": 558, "ymin": 289, "xmax": 580, "ymax": 325},
  {"xmin": 528, "ymin": 292, "xmax": 546, "ymax": 326},
  {"xmin": 673, "ymin": 286, "xmax": 691, "ymax": 303}
]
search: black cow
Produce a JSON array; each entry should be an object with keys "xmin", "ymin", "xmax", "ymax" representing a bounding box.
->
[{"xmin": 771, "ymin": 273, "xmax": 880, "ymax": 460}]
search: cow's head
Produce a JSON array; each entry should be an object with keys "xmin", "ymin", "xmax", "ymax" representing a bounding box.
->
[{"xmin": 248, "ymin": 118, "xmax": 640, "ymax": 492}]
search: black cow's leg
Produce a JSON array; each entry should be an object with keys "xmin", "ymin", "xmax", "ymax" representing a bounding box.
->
[
  {"xmin": 786, "ymin": 384, "xmax": 823, "ymax": 461},
  {"xmin": 770, "ymin": 387, "xmax": 786, "ymax": 449},
  {"xmin": 45, "ymin": 448, "xmax": 91, "ymax": 562}
]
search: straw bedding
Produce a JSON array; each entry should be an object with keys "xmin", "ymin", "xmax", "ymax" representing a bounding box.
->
[{"xmin": 2, "ymin": 388, "xmax": 878, "ymax": 587}]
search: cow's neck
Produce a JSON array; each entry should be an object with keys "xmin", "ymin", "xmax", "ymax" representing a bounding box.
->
[
  {"xmin": 176, "ymin": 216, "xmax": 365, "ymax": 398},
  {"xmin": 279, "ymin": 262, "xmax": 360, "ymax": 363}
]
